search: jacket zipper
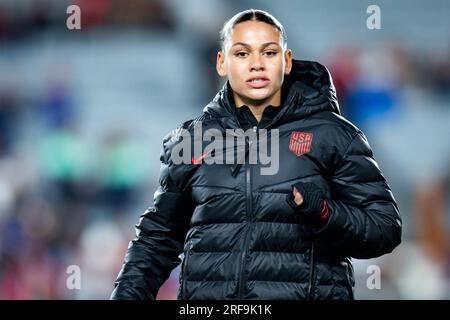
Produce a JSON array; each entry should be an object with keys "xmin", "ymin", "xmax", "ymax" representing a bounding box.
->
[
  {"xmin": 237, "ymin": 135, "xmax": 254, "ymax": 299},
  {"xmin": 307, "ymin": 241, "xmax": 316, "ymax": 300}
]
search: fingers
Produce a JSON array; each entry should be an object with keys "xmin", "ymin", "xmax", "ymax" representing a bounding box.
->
[{"xmin": 292, "ymin": 186, "xmax": 304, "ymax": 206}]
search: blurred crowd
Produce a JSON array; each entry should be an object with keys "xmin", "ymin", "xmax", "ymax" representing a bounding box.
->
[{"xmin": 0, "ymin": 0, "xmax": 449, "ymax": 299}]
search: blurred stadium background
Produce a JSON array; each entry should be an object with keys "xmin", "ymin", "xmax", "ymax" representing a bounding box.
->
[{"xmin": 0, "ymin": 0, "xmax": 449, "ymax": 299}]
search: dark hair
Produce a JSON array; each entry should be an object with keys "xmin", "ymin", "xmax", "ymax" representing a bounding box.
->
[{"xmin": 219, "ymin": 9, "xmax": 287, "ymax": 52}]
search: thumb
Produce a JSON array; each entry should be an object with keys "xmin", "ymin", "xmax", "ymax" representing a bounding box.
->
[{"xmin": 292, "ymin": 186, "xmax": 304, "ymax": 205}]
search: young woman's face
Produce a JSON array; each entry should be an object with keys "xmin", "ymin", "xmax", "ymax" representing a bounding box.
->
[{"xmin": 216, "ymin": 20, "xmax": 292, "ymax": 107}]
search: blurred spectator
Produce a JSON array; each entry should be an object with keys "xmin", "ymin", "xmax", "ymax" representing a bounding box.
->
[
  {"xmin": 37, "ymin": 123, "xmax": 91, "ymax": 202},
  {"xmin": 97, "ymin": 130, "xmax": 149, "ymax": 212},
  {"xmin": 343, "ymin": 48, "xmax": 402, "ymax": 132},
  {"xmin": 39, "ymin": 74, "xmax": 76, "ymax": 129},
  {"xmin": 0, "ymin": 86, "xmax": 21, "ymax": 155}
]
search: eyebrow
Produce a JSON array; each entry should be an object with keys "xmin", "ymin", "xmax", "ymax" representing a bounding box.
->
[{"xmin": 231, "ymin": 42, "xmax": 281, "ymax": 49}]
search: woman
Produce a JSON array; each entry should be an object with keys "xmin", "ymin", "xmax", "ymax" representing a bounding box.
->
[{"xmin": 111, "ymin": 9, "xmax": 401, "ymax": 300}]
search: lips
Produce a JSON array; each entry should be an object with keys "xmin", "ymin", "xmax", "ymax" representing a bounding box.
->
[{"xmin": 246, "ymin": 76, "xmax": 270, "ymax": 89}]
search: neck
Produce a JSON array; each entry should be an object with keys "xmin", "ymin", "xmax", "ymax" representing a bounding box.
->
[
  {"xmin": 247, "ymin": 106, "xmax": 265, "ymax": 122},
  {"xmin": 233, "ymin": 91, "xmax": 281, "ymax": 123}
]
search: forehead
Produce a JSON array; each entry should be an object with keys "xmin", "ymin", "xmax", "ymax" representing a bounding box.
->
[{"xmin": 229, "ymin": 20, "xmax": 282, "ymax": 47}]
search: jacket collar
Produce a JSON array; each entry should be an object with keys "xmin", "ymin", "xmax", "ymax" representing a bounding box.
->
[{"xmin": 203, "ymin": 60, "xmax": 341, "ymax": 128}]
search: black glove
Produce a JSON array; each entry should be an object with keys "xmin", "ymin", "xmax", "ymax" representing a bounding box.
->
[{"xmin": 286, "ymin": 182, "xmax": 330, "ymax": 224}]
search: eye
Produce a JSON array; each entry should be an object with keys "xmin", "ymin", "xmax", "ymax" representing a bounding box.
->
[
  {"xmin": 234, "ymin": 52, "xmax": 249, "ymax": 58},
  {"xmin": 264, "ymin": 51, "xmax": 278, "ymax": 57}
]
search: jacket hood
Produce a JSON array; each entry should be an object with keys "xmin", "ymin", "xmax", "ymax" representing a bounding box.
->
[{"xmin": 203, "ymin": 60, "xmax": 340, "ymax": 126}]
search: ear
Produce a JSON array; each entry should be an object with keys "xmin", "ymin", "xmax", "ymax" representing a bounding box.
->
[
  {"xmin": 216, "ymin": 51, "xmax": 227, "ymax": 77},
  {"xmin": 284, "ymin": 49, "xmax": 293, "ymax": 75}
]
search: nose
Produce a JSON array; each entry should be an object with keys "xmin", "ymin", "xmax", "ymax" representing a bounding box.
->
[{"xmin": 250, "ymin": 55, "xmax": 265, "ymax": 72}]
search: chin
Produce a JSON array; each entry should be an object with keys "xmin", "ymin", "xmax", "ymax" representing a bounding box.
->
[{"xmin": 244, "ymin": 89, "xmax": 272, "ymax": 101}]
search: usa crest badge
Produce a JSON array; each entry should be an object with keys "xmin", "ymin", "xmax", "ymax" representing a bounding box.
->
[{"xmin": 289, "ymin": 132, "xmax": 313, "ymax": 156}]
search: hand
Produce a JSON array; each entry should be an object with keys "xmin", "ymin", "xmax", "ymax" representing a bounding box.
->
[
  {"xmin": 286, "ymin": 182, "xmax": 330, "ymax": 223},
  {"xmin": 292, "ymin": 186, "xmax": 304, "ymax": 206}
]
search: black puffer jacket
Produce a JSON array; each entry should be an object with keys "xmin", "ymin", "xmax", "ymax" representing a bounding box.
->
[{"xmin": 111, "ymin": 60, "xmax": 402, "ymax": 300}]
